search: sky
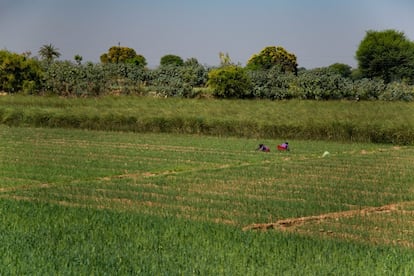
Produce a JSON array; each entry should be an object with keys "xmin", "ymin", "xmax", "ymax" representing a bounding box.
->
[{"xmin": 1, "ymin": 0, "xmax": 414, "ymax": 69}]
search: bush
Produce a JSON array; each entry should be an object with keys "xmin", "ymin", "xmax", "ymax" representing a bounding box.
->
[
  {"xmin": 380, "ymin": 81, "xmax": 414, "ymax": 101},
  {"xmin": 41, "ymin": 62, "xmax": 147, "ymax": 96},
  {"xmin": 249, "ymin": 66, "xmax": 296, "ymax": 100},
  {"xmin": 293, "ymin": 68, "xmax": 353, "ymax": 100},
  {"xmin": 0, "ymin": 50, "xmax": 42, "ymax": 93},
  {"xmin": 104, "ymin": 63, "xmax": 147, "ymax": 95},
  {"xmin": 352, "ymin": 78, "xmax": 386, "ymax": 100},
  {"xmin": 146, "ymin": 65, "xmax": 194, "ymax": 97},
  {"xmin": 207, "ymin": 66, "xmax": 253, "ymax": 99},
  {"xmin": 181, "ymin": 59, "xmax": 208, "ymax": 87}
]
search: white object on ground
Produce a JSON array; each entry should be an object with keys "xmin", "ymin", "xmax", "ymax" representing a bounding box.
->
[{"xmin": 322, "ymin": 151, "xmax": 330, "ymax": 157}]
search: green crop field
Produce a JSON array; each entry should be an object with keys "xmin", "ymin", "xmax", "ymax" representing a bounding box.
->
[
  {"xmin": 1, "ymin": 125, "xmax": 413, "ymax": 274},
  {"xmin": 1, "ymin": 95, "xmax": 414, "ymax": 144}
]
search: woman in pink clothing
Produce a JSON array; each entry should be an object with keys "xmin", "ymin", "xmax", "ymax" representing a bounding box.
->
[{"xmin": 277, "ymin": 142, "xmax": 289, "ymax": 151}]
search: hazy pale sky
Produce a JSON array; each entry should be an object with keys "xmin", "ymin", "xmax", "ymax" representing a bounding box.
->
[{"xmin": 1, "ymin": 0, "xmax": 414, "ymax": 68}]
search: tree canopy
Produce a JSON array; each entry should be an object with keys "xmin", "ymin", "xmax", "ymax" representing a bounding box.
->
[
  {"xmin": 38, "ymin": 44, "xmax": 61, "ymax": 64},
  {"xmin": 160, "ymin": 54, "xmax": 184, "ymax": 67},
  {"xmin": 246, "ymin": 46, "xmax": 298, "ymax": 73},
  {"xmin": 328, "ymin": 63, "xmax": 352, "ymax": 78},
  {"xmin": 356, "ymin": 29, "xmax": 414, "ymax": 83},
  {"xmin": 100, "ymin": 46, "xmax": 147, "ymax": 66}
]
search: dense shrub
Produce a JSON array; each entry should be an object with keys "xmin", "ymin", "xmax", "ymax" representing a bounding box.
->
[
  {"xmin": 293, "ymin": 68, "xmax": 354, "ymax": 100},
  {"xmin": 249, "ymin": 66, "xmax": 356, "ymax": 100},
  {"xmin": 328, "ymin": 63, "xmax": 352, "ymax": 78},
  {"xmin": 181, "ymin": 58, "xmax": 208, "ymax": 87},
  {"xmin": 352, "ymin": 78, "xmax": 386, "ymax": 100},
  {"xmin": 42, "ymin": 61, "xmax": 83, "ymax": 95},
  {"xmin": 0, "ymin": 50, "xmax": 42, "ymax": 94},
  {"xmin": 104, "ymin": 63, "xmax": 148, "ymax": 95},
  {"xmin": 2, "ymin": 48, "xmax": 414, "ymax": 101},
  {"xmin": 207, "ymin": 65, "xmax": 253, "ymax": 99},
  {"xmin": 249, "ymin": 66, "xmax": 296, "ymax": 100},
  {"xmin": 42, "ymin": 62, "xmax": 147, "ymax": 96},
  {"xmin": 379, "ymin": 81, "xmax": 414, "ymax": 101},
  {"xmin": 146, "ymin": 65, "xmax": 194, "ymax": 97}
]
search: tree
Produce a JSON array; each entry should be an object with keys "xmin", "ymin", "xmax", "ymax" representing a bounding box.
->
[
  {"xmin": 38, "ymin": 43, "xmax": 61, "ymax": 64},
  {"xmin": 246, "ymin": 46, "xmax": 298, "ymax": 74},
  {"xmin": 160, "ymin": 54, "xmax": 184, "ymax": 67},
  {"xmin": 100, "ymin": 46, "xmax": 146, "ymax": 66},
  {"xmin": 126, "ymin": 55, "xmax": 147, "ymax": 67},
  {"xmin": 74, "ymin": 54, "xmax": 83, "ymax": 65},
  {"xmin": 356, "ymin": 29, "xmax": 414, "ymax": 83},
  {"xmin": 328, "ymin": 63, "xmax": 352, "ymax": 78}
]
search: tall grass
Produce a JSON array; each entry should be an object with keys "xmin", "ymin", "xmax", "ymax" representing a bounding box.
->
[{"xmin": 1, "ymin": 95, "xmax": 414, "ymax": 144}]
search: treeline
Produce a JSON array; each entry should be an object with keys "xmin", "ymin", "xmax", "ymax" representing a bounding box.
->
[
  {"xmin": 1, "ymin": 29, "xmax": 414, "ymax": 100},
  {"xmin": 1, "ymin": 52, "xmax": 413, "ymax": 101},
  {"xmin": 0, "ymin": 51, "xmax": 206, "ymax": 98}
]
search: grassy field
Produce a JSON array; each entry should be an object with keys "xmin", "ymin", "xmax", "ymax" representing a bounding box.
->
[
  {"xmin": 1, "ymin": 95, "xmax": 414, "ymax": 143},
  {"xmin": 1, "ymin": 125, "xmax": 413, "ymax": 274}
]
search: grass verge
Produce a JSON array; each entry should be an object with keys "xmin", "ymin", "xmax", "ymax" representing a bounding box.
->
[{"xmin": 1, "ymin": 95, "xmax": 414, "ymax": 144}]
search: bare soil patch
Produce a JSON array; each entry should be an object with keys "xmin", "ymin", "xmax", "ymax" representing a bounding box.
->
[{"xmin": 243, "ymin": 203, "xmax": 406, "ymax": 231}]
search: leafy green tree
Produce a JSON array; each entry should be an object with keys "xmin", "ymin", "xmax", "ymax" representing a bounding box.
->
[
  {"xmin": 0, "ymin": 50, "xmax": 42, "ymax": 93},
  {"xmin": 160, "ymin": 54, "xmax": 184, "ymax": 67},
  {"xmin": 356, "ymin": 29, "xmax": 414, "ymax": 83},
  {"xmin": 126, "ymin": 55, "xmax": 147, "ymax": 67},
  {"xmin": 207, "ymin": 65, "xmax": 252, "ymax": 98},
  {"xmin": 74, "ymin": 54, "xmax": 83, "ymax": 65},
  {"xmin": 246, "ymin": 46, "xmax": 298, "ymax": 73},
  {"xmin": 38, "ymin": 43, "xmax": 61, "ymax": 64},
  {"xmin": 100, "ymin": 46, "xmax": 146, "ymax": 66},
  {"xmin": 328, "ymin": 63, "xmax": 352, "ymax": 78},
  {"xmin": 183, "ymin": 57, "xmax": 199, "ymax": 67}
]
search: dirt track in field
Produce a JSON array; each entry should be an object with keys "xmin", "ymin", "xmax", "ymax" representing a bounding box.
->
[
  {"xmin": 243, "ymin": 202, "xmax": 413, "ymax": 231},
  {"xmin": 242, "ymin": 201, "xmax": 414, "ymax": 248}
]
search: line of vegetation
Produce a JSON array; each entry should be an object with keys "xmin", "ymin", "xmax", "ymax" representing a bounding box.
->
[
  {"xmin": 1, "ymin": 30, "xmax": 414, "ymax": 100},
  {"xmin": 1, "ymin": 95, "xmax": 414, "ymax": 144}
]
